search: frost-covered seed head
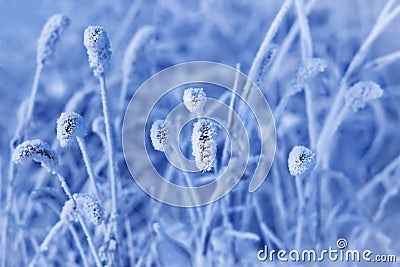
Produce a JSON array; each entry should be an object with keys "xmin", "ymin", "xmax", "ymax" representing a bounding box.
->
[
  {"xmin": 13, "ymin": 139, "xmax": 58, "ymax": 173},
  {"xmin": 290, "ymin": 57, "xmax": 327, "ymax": 94},
  {"xmin": 288, "ymin": 146, "xmax": 316, "ymax": 176},
  {"xmin": 61, "ymin": 193, "xmax": 103, "ymax": 225},
  {"xmin": 61, "ymin": 198, "xmax": 79, "ymax": 222},
  {"xmin": 183, "ymin": 88, "xmax": 206, "ymax": 112},
  {"xmin": 37, "ymin": 14, "xmax": 70, "ymax": 66},
  {"xmin": 83, "ymin": 26, "xmax": 112, "ymax": 78},
  {"xmin": 344, "ymin": 81, "xmax": 383, "ymax": 112},
  {"xmin": 150, "ymin": 120, "xmax": 170, "ymax": 152},
  {"xmin": 192, "ymin": 119, "xmax": 217, "ymax": 172},
  {"xmin": 57, "ymin": 111, "xmax": 87, "ymax": 147}
]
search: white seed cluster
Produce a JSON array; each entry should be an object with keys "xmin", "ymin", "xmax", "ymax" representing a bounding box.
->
[
  {"xmin": 191, "ymin": 119, "xmax": 217, "ymax": 172},
  {"xmin": 345, "ymin": 81, "xmax": 383, "ymax": 112},
  {"xmin": 83, "ymin": 26, "xmax": 112, "ymax": 78},
  {"xmin": 13, "ymin": 139, "xmax": 58, "ymax": 173},
  {"xmin": 61, "ymin": 193, "xmax": 103, "ymax": 226},
  {"xmin": 56, "ymin": 111, "xmax": 87, "ymax": 147},
  {"xmin": 150, "ymin": 120, "xmax": 170, "ymax": 152},
  {"xmin": 183, "ymin": 87, "xmax": 206, "ymax": 112},
  {"xmin": 290, "ymin": 57, "xmax": 327, "ymax": 94},
  {"xmin": 288, "ymin": 145, "xmax": 316, "ymax": 176},
  {"xmin": 37, "ymin": 14, "xmax": 70, "ymax": 66}
]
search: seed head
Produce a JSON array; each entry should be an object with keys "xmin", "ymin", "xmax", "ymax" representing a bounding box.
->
[
  {"xmin": 13, "ymin": 139, "xmax": 58, "ymax": 173},
  {"xmin": 61, "ymin": 193, "xmax": 103, "ymax": 226},
  {"xmin": 37, "ymin": 14, "xmax": 70, "ymax": 66},
  {"xmin": 290, "ymin": 57, "xmax": 327, "ymax": 94},
  {"xmin": 83, "ymin": 26, "xmax": 112, "ymax": 78},
  {"xmin": 150, "ymin": 120, "xmax": 170, "ymax": 152},
  {"xmin": 183, "ymin": 88, "xmax": 206, "ymax": 112},
  {"xmin": 345, "ymin": 81, "xmax": 383, "ymax": 112},
  {"xmin": 191, "ymin": 119, "xmax": 217, "ymax": 172},
  {"xmin": 57, "ymin": 111, "xmax": 87, "ymax": 147},
  {"xmin": 288, "ymin": 145, "xmax": 316, "ymax": 176}
]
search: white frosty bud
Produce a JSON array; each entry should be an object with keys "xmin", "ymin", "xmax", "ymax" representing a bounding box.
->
[
  {"xmin": 191, "ymin": 119, "xmax": 217, "ymax": 172},
  {"xmin": 57, "ymin": 111, "xmax": 87, "ymax": 147},
  {"xmin": 83, "ymin": 26, "xmax": 112, "ymax": 78},
  {"xmin": 150, "ymin": 120, "xmax": 170, "ymax": 152},
  {"xmin": 13, "ymin": 139, "xmax": 58, "ymax": 173},
  {"xmin": 183, "ymin": 88, "xmax": 206, "ymax": 112},
  {"xmin": 288, "ymin": 145, "xmax": 316, "ymax": 176},
  {"xmin": 290, "ymin": 57, "xmax": 327, "ymax": 94},
  {"xmin": 344, "ymin": 81, "xmax": 383, "ymax": 112},
  {"xmin": 37, "ymin": 14, "xmax": 70, "ymax": 66},
  {"xmin": 61, "ymin": 193, "xmax": 103, "ymax": 226}
]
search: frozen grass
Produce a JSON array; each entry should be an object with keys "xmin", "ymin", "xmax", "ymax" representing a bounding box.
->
[{"xmin": 1, "ymin": 0, "xmax": 400, "ymax": 266}]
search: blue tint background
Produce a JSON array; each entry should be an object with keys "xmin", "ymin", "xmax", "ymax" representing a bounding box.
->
[{"xmin": 1, "ymin": 0, "xmax": 399, "ymax": 266}]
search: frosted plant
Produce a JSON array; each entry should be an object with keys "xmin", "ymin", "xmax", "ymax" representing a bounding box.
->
[
  {"xmin": 61, "ymin": 193, "xmax": 103, "ymax": 226},
  {"xmin": 13, "ymin": 139, "xmax": 58, "ymax": 173},
  {"xmin": 150, "ymin": 120, "xmax": 170, "ymax": 152},
  {"xmin": 37, "ymin": 14, "xmax": 70, "ymax": 66},
  {"xmin": 60, "ymin": 194, "xmax": 103, "ymax": 267},
  {"xmin": 344, "ymin": 81, "xmax": 383, "ymax": 112},
  {"xmin": 84, "ymin": 25, "xmax": 118, "ymax": 248},
  {"xmin": 83, "ymin": 26, "xmax": 112, "ymax": 78},
  {"xmin": 191, "ymin": 119, "xmax": 217, "ymax": 172},
  {"xmin": 61, "ymin": 198, "xmax": 79, "ymax": 222},
  {"xmin": 290, "ymin": 57, "xmax": 327, "ymax": 94},
  {"xmin": 57, "ymin": 112, "xmax": 102, "ymax": 203},
  {"xmin": 57, "ymin": 111, "xmax": 87, "ymax": 147},
  {"xmin": 288, "ymin": 145, "xmax": 316, "ymax": 176},
  {"xmin": 183, "ymin": 87, "xmax": 206, "ymax": 112}
]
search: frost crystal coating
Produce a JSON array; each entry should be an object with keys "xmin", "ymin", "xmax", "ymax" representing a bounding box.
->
[
  {"xmin": 57, "ymin": 111, "xmax": 87, "ymax": 147},
  {"xmin": 345, "ymin": 81, "xmax": 383, "ymax": 112},
  {"xmin": 192, "ymin": 119, "xmax": 217, "ymax": 172},
  {"xmin": 183, "ymin": 87, "xmax": 206, "ymax": 112},
  {"xmin": 288, "ymin": 145, "xmax": 316, "ymax": 176},
  {"xmin": 150, "ymin": 120, "xmax": 170, "ymax": 152},
  {"xmin": 61, "ymin": 193, "xmax": 103, "ymax": 226},
  {"xmin": 83, "ymin": 26, "xmax": 112, "ymax": 77},
  {"xmin": 13, "ymin": 139, "xmax": 58, "ymax": 173}
]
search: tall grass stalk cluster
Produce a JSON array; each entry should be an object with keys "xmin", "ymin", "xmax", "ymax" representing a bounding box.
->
[{"xmin": 0, "ymin": 0, "xmax": 399, "ymax": 266}]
